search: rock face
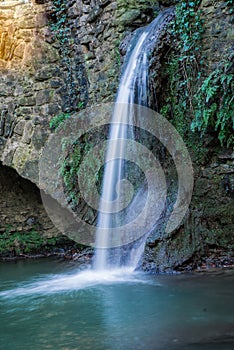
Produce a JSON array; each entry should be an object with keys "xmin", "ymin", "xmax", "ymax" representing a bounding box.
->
[
  {"xmin": 143, "ymin": 0, "xmax": 234, "ymax": 272},
  {"xmin": 0, "ymin": 161, "xmax": 58, "ymax": 238},
  {"xmin": 143, "ymin": 149, "xmax": 234, "ymax": 272},
  {"xmin": 201, "ymin": 0, "xmax": 234, "ymax": 71},
  {"xmin": 0, "ymin": 0, "xmax": 233, "ymax": 268},
  {"xmin": 0, "ymin": 0, "xmax": 157, "ymax": 183},
  {"xmin": 0, "ymin": 0, "xmax": 158, "ymax": 242},
  {"xmin": 71, "ymin": 0, "xmax": 159, "ymax": 103},
  {"xmin": 0, "ymin": 0, "xmax": 87, "ymax": 184}
]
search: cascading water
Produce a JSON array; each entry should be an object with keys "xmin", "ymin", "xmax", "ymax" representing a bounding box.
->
[{"xmin": 94, "ymin": 9, "xmax": 174, "ymax": 271}]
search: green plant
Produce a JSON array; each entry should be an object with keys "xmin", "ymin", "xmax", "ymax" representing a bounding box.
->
[
  {"xmin": 77, "ymin": 101, "xmax": 85, "ymax": 110},
  {"xmin": 50, "ymin": 1, "xmax": 69, "ymax": 42},
  {"xmin": 0, "ymin": 226, "xmax": 73, "ymax": 256},
  {"xmin": 160, "ymin": 1, "xmax": 204, "ymax": 138},
  {"xmin": 60, "ymin": 140, "xmax": 83, "ymax": 206},
  {"xmin": 0, "ymin": 228, "xmax": 43, "ymax": 255},
  {"xmin": 50, "ymin": 0, "xmax": 83, "ymax": 112},
  {"xmin": 191, "ymin": 60, "xmax": 234, "ymax": 147},
  {"xmin": 160, "ymin": 1, "xmax": 234, "ymax": 149},
  {"xmin": 49, "ymin": 112, "xmax": 70, "ymax": 130},
  {"xmin": 226, "ymin": 0, "xmax": 234, "ymax": 13},
  {"xmin": 60, "ymin": 128, "xmax": 107, "ymax": 212}
]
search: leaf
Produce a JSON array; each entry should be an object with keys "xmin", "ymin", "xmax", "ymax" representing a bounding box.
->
[{"xmin": 205, "ymin": 86, "xmax": 219, "ymax": 103}]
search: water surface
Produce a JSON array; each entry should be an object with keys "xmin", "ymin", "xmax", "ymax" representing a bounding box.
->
[{"xmin": 0, "ymin": 259, "xmax": 233, "ymax": 350}]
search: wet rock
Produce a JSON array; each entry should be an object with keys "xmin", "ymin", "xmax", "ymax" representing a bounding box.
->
[
  {"xmin": 25, "ymin": 216, "xmax": 38, "ymax": 226},
  {"xmin": 117, "ymin": 9, "xmax": 141, "ymax": 25}
]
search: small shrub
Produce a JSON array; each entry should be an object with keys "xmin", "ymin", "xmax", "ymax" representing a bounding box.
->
[{"xmin": 49, "ymin": 112, "xmax": 70, "ymax": 130}]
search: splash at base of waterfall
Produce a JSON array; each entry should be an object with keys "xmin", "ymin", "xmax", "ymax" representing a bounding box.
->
[{"xmin": 0, "ymin": 267, "xmax": 158, "ymax": 298}]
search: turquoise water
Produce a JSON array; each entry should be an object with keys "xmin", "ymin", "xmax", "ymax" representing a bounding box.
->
[{"xmin": 0, "ymin": 259, "xmax": 233, "ymax": 350}]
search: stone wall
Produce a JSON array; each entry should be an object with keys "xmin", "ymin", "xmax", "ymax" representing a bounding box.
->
[
  {"xmin": 201, "ymin": 0, "xmax": 233, "ymax": 71},
  {"xmin": 68, "ymin": 0, "xmax": 159, "ymax": 103},
  {"xmin": 0, "ymin": 0, "xmax": 159, "ymax": 183},
  {"xmin": 0, "ymin": 0, "xmax": 87, "ymax": 183}
]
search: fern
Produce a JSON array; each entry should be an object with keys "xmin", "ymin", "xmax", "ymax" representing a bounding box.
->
[{"xmin": 192, "ymin": 60, "xmax": 234, "ymax": 147}]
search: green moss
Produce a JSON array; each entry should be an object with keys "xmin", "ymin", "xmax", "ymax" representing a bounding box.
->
[
  {"xmin": 203, "ymin": 202, "xmax": 234, "ymax": 222},
  {"xmin": 116, "ymin": 0, "xmax": 160, "ymax": 26},
  {"xmin": 203, "ymin": 228, "xmax": 234, "ymax": 249},
  {"xmin": 60, "ymin": 131, "xmax": 105, "ymax": 212},
  {"xmin": 0, "ymin": 228, "xmax": 65, "ymax": 256},
  {"xmin": 49, "ymin": 112, "xmax": 71, "ymax": 130}
]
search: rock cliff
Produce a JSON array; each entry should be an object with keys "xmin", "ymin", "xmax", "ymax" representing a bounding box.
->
[{"xmin": 0, "ymin": 0, "xmax": 233, "ymax": 269}]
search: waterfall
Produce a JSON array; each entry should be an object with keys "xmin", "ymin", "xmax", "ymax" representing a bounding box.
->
[{"xmin": 94, "ymin": 9, "xmax": 174, "ymax": 271}]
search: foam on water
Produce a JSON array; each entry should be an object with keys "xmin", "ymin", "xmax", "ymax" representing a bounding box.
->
[{"xmin": 0, "ymin": 268, "xmax": 159, "ymax": 299}]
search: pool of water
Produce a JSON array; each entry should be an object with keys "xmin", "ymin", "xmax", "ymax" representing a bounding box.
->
[{"xmin": 0, "ymin": 259, "xmax": 233, "ymax": 350}]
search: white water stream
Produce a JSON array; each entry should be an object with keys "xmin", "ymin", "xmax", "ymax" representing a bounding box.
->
[{"xmin": 94, "ymin": 9, "xmax": 174, "ymax": 271}]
